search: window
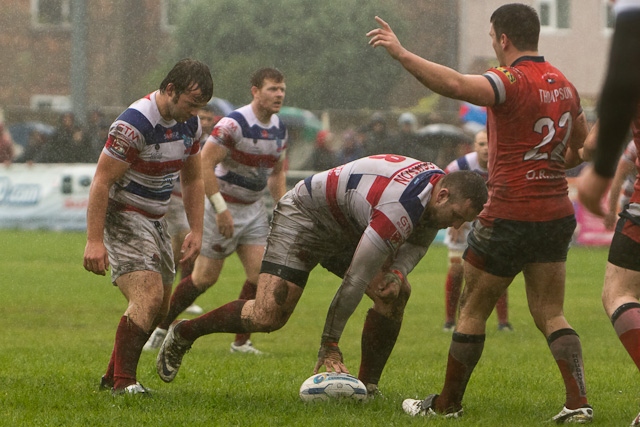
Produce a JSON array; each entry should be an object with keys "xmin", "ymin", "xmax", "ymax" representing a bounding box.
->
[
  {"xmin": 161, "ymin": 0, "xmax": 192, "ymax": 30},
  {"xmin": 538, "ymin": 0, "xmax": 571, "ymax": 30},
  {"xmin": 31, "ymin": 0, "xmax": 71, "ymax": 28}
]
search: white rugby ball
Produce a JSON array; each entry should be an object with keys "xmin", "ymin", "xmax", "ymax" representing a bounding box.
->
[{"xmin": 299, "ymin": 372, "xmax": 367, "ymax": 402}]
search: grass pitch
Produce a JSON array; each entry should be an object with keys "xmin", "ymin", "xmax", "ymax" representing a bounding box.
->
[{"xmin": 0, "ymin": 229, "xmax": 636, "ymax": 426}]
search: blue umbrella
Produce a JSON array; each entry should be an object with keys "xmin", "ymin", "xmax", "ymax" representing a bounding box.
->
[{"xmin": 8, "ymin": 121, "xmax": 55, "ymax": 147}]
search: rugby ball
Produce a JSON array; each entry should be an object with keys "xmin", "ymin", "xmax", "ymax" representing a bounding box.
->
[{"xmin": 299, "ymin": 372, "xmax": 367, "ymax": 402}]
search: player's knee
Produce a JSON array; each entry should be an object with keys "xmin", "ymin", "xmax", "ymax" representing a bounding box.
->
[{"xmin": 252, "ymin": 307, "xmax": 292, "ymax": 332}]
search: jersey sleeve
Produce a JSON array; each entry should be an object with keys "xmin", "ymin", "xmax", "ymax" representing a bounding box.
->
[
  {"xmin": 103, "ymin": 120, "xmax": 143, "ymax": 163},
  {"xmin": 483, "ymin": 66, "xmax": 519, "ymax": 106},
  {"xmin": 208, "ymin": 116, "xmax": 242, "ymax": 150}
]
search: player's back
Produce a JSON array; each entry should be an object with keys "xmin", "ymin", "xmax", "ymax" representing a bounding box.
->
[
  {"xmin": 293, "ymin": 154, "xmax": 442, "ymax": 243},
  {"xmin": 482, "ymin": 58, "xmax": 581, "ymax": 222}
]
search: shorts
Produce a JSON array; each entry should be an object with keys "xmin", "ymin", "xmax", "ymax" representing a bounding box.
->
[
  {"xmin": 200, "ymin": 198, "xmax": 269, "ymax": 260},
  {"xmin": 608, "ymin": 206, "xmax": 640, "ymax": 272},
  {"xmin": 103, "ymin": 207, "xmax": 175, "ymax": 285},
  {"xmin": 463, "ymin": 215, "xmax": 576, "ymax": 277},
  {"xmin": 261, "ymin": 192, "xmax": 359, "ymax": 288},
  {"xmin": 165, "ymin": 194, "xmax": 189, "ymax": 237}
]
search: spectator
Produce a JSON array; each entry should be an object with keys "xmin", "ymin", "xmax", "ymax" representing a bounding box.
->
[
  {"xmin": 65, "ymin": 126, "xmax": 96, "ymax": 163},
  {"xmin": 15, "ymin": 129, "xmax": 50, "ymax": 164},
  {"xmin": 391, "ymin": 112, "xmax": 426, "ymax": 159},
  {"xmin": 362, "ymin": 112, "xmax": 392, "ymax": 156},
  {"xmin": 0, "ymin": 121, "xmax": 15, "ymax": 165},
  {"xmin": 41, "ymin": 112, "xmax": 76, "ymax": 163},
  {"xmin": 336, "ymin": 128, "xmax": 365, "ymax": 165},
  {"xmin": 311, "ymin": 130, "xmax": 337, "ymax": 171},
  {"xmin": 86, "ymin": 108, "xmax": 108, "ymax": 160}
]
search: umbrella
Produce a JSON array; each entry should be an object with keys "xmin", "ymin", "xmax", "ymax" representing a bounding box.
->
[
  {"xmin": 415, "ymin": 123, "xmax": 474, "ymax": 167},
  {"xmin": 8, "ymin": 121, "xmax": 56, "ymax": 147},
  {"xmin": 208, "ymin": 97, "xmax": 235, "ymax": 117},
  {"xmin": 277, "ymin": 107, "xmax": 322, "ymax": 141},
  {"xmin": 416, "ymin": 123, "xmax": 472, "ymax": 146}
]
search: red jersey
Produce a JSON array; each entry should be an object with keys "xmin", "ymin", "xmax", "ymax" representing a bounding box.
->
[
  {"xmin": 629, "ymin": 108, "xmax": 640, "ymax": 205},
  {"xmin": 481, "ymin": 56, "xmax": 582, "ymax": 222}
]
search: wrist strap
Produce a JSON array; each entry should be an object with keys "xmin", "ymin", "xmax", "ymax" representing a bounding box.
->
[{"xmin": 208, "ymin": 192, "xmax": 228, "ymax": 214}]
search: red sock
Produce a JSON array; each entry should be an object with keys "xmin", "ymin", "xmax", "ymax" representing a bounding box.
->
[
  {"xmin": 179, "ymin": 300, "xmax": 248, "ymax": 342},
  {"xmin": 234, "ymin": 281, "xmax": 257, "ymax": 345},
  {"xmin": 437, "ymin": 333, "xmax": 485, "ymax": 414},
  {"xmin": 112, "ymin": 316, "xmax": 151, "ymax": 390},
  {"xmin": 103, "ymin": 346, "xmax": 116, "ymax": 387},
  {"xmin": 358, "ymin": 309, "xmax": 402, "ymax": 386},
  {"xmin": 547, "ymin": 329, "xmax": 588, "ymax": 409},
  {"xmin": 495, "ymin": 291, "xmax": 508, "ymax": 325},
  {"xmin": 444, "ymin": 264, "xmax": 463, "ymax": 324},
  {"xmin": 159, "ymin": 274, "xmax": 203, "ymax": 330},
  {"xmin": 612, "ymin": 303, "xmax": 640, "ymax": 369},
  {"xmin": 180, "ymin": 259, "xmax": 194, "ymax": 279}
]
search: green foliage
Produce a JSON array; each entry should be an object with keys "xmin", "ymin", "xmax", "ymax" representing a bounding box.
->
[
  {"xmin": 168, "ymin": 0, "xmax": 404, "ymax": 109},
  {"xmin": 0, "ymin": 230, "xmax": 634, "ymax": 426}
]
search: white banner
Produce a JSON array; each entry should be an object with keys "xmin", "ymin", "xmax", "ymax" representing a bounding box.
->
[{"xmin": 0, "ymin": 163, "xmax": 95, "ymax": 231}]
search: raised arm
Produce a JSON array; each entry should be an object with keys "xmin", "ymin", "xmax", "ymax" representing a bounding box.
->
[{"xmin": 367, "ymin": 16, "xmax": 496, "ymax": 107}]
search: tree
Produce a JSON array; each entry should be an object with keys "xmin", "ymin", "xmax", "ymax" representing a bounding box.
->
[{"xmin": 167, "ymin": 0, "xmax": 405, "ymax": 110}]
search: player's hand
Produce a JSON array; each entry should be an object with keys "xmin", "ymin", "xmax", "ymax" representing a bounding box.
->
[
  {"xmin": 375, "ymin": 271, "xmax": 402, "ymax": 302},
  {"xmin": 180, "ymin": 231, "xmax": 202, "ymax": 266},
  {"xmin": 576, "ymin": 164, "xmax": 611, "ymax": 217},
  {"xmin": 83, "ymin": 240, "xmax": 110, "ymax": 276},
  {"xmin": 366, "ymin": 16, "xmax": 406, "ymax": 60},
  {"xmin": 216, "ymin": 210, "xmax": 234, "ymax": 239},
  {"xmin": 314, "ymin": 343, "xmax": 349, "ymax": 374}
]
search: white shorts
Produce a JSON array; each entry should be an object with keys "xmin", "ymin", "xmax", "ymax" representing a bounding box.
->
[
  {"xmin": 165, "ymin": 194, "xmax": 189, "ymax": 237},
  {"xmin": 200, "ymin": 198, "xmax": 270, "ymax": 260},
  {"xmin": 103, "ymin": 207, "xmax": 175, "ymax": 285}
]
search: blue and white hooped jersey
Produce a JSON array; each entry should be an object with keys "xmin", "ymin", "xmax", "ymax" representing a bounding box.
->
[
  {"xmin": 103, "ymin": 91, "xmax": 202, "ymax": 217},
  {"xmin": 208, "ymin": 104, "xmax": 287, "ymax": 204},
  {"xmin": 295, "ymin": 154, "xmax": 444, "ymax": 253},
  {"xmin": 444, "ymin": 152, "xmax": 488, "ymax": 182}
]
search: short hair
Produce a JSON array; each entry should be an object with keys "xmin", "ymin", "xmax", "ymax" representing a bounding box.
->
[
  {"xmin": 441, "ymin": 170, "xmax": 488, "ymax": 213},
  {"xmin": 159, "ymin": 58, "xmax": 213, "ymax": 103},
  {"xmin": 250, "ymin": 68, "xmax": 285, "ymax": 89},
  {"xmin": 198, "ymin": 103, "xmax": 216, "ymax": 113},
  {"xmin": 490, "ymin": 3, "xmax": 540, "ymax": 52}
]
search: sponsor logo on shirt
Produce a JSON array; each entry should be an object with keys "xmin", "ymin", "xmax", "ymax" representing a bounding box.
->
[{"xmin": 496, "ymin": 67, "xmax": 516, "ymax": 84}]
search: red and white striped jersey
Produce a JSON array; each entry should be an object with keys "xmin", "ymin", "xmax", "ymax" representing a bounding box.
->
[
  {"xmin": 207, "ymin": 104, "xmax": 287, "ymax": 204},
  {"xmin": 294, "ymin": 154, "xmax": 444, "ymax": 253},
  {"xmin": 103, "ymin": 91, "xmax": 202, "ymax": 217}
]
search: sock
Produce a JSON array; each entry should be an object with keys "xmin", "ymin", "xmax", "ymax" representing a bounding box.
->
[
  {"xmin": 444, "ymin": 265, "xmax": 463, "ymax": 324},
  {"xmin": 358, "ymin": 309, "xmax": 402, "ymax": 386},
  {"xmin": 436, "ymin": 332, "xmax": 485, "ymax": 413},
  {"xmin": 159, "ymin": 274, "xmax": 204, "ymax": 330},
  {"xmin": 234, "ymin": 281, "xmax": 257, "ymax": 345},
  {"xmin": 495, "ymin": 291, "xmax": 508, "ymax": 325},
  {"xmin": 179, "ymin": 300, "xmax": 248, "ymax": 342},
  {"xmin": 180, "ymin": 259, "xmax": 194, "ymax": 279},
  {"xmin": 112, "ymin": 316, "xmax": 151, "ymax": 390},
  {"xmin": 547, "ymin": 328, "xmax": 588, "ymax": 409},
  {"xmin": 611, "ymin": 302, "xmax": 640, "ymax": 369},
  {"xmin": 103, "ymin": 346, "xmax": 116, "ymax": 386}
]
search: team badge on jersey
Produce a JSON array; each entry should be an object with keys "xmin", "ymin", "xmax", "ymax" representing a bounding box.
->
[
  {"xmin": 496, "ymin": 67, "xmax": 516, "ymax": 84},
  {"xmin": 107, "ymin": 134, "xmax": 130, "ymax": 159}
]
